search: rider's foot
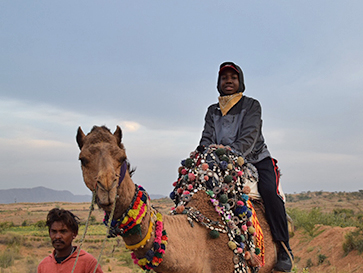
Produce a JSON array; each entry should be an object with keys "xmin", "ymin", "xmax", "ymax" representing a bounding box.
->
[{"xmin": 274, "ymin": 242, "xmax": 294, "ymax": 272}]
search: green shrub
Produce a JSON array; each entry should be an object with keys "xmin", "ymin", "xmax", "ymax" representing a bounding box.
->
[
  {"xmin": 306, "ymin": 258, "xmax": 313, "ymax": 268},
  {"xmin": 0, "ymin": 233, "xmax": 23, "ymax": 247},
  {"xmin": 343, "ymin": 228, "xmax": 363, "ymax": 255},
  {"xmin": 0, "ymin": 222, "xmax": 14, "ymax": 233},
  {"xmin": 118, "ymin": 251, "xmax": 134, "ymax": 267},
  {"xmin": 34, "ymin": 220, "xmax": 46, "ymax": 228},
  {"xmin": 287, "ymin": 207, "xmax": 361, "ymax": 236},
  {"xmin": 0, "ymin": 249, "xmax": 14, "ymax": 268},
  {"xmin": 317, "ymin": 253, "xmax": 327, "ymax": 265}
]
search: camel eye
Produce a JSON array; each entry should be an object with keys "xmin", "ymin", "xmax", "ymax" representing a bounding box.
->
[{"xmin": 79, "ymin": 157, "xmax": 89, "ymax": 167}]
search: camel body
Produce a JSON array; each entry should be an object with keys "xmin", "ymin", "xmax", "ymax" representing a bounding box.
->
[{"xmin": 76, "ymin": 126, "xmax": 276, "ymax": 273}]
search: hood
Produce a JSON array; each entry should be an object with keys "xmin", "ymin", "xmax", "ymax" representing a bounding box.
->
[{"xmin": 217, "ymin": 61, "xmax": 245, "ymax": 95}]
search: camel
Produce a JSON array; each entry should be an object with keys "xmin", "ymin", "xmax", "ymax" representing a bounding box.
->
[{"xmin": 76, "ymin": 125, "xmax": 278, "ymax": 273}]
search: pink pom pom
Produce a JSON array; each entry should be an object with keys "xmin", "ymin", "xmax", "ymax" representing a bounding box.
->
[
  {"xmin": 242, "ymin": 225, "xmax": 247, "ymax": 231},
  {"xmin": 237, "ymin": 247, "xmax": 243, "ymax": 254},
  {"xmin": 204, "ymin": 175, "xmax": 209, "ymax": 181},
  {"xmin": 237, "ymin": 201, "xmax": 244, "ymax": 206},
  {"xmin": 202, "ymin": 163, "xmax": 209, "ymax": 171},
  {"xmin": 183, "ymin": 191, "xmax": 190, "ymax": 195},
  {"xmin": 177, "ymin": 188, "xmax": 183, "ymax": 194},
  {"xmin": 187, "ymin": 184, "xmax": 193, "ymax": 190},
  {"xmin": 181, "ymin": 169, "xmax": 187, "ymax": 175},
  {"xmin": 237, "ymin": 171, "xmax": 243, "ymax": 176},
  {"xmin": 188, "ymin": 173, "xmax": 196, "ymax": 181}
]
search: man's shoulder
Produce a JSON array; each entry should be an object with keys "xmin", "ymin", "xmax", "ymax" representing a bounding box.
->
[
  {"xmin": 37, "ymin": 254, "xmax": 55, "ymax": 271},
  {"xmin": 76, "ymin": 249, "xmax": 98, "ymax": 262}
]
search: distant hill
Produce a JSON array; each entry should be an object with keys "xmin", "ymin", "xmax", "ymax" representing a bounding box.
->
[
  {"xmin": 0, "ymin": 187, "xmax": 166, "ymax": 204},
  {"xmin": 0, "ymin": 187, "xmax": 92, "ymax": 204}
]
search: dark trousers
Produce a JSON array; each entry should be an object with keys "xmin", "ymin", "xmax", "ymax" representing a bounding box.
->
[{"xmin": 253, "ymin": 157, "xmax": 289, "ymax": 243}]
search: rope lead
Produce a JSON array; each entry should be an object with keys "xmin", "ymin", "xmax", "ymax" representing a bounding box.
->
[
  {"xmin": 71, "ymin": 191, "xmax": 96, "ymax": 273},
  {"xmin": 92, "ymin": 193, "xmax": 118, "ymax": 273}
]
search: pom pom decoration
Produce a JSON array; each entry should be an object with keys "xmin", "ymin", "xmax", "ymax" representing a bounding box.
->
[
  {"xmin": 228, "ymin": 241, "xmax": 237, "ymax": 250},
  {"xmin": 175, "ymin": 205, "xmax": 185, "ymax": 214},
  {"xmin": 237, "ymin": 200, "xmax": 244, "ymax": 206},
  {"xmin": 242, "ymin": 186, "xmax": 251, "ymax": 194},
  {"xmin": 221, "ymin": 155, "xmax": 230, "ymax": 162},
  {"xmin": 248, "ymin": 226, "xmax": 256, "ymax": 234},
  {"xmin": 219, "ymin": 194, "xmax": 228, "ymax": 204},
  {"xmin": 188, "ymin": 173, "xmax": 196, "ymax": 181},
  {"xmin": 237, "ymin": 156, "xmax": 245, "ymax": 166},
  {"xmin": 219, "ymin": 161, "xmax": 228, "ymax": 170},
  {"xmin": 224, "ymin": 175, "xmax": 233, "ymax": 183},
  {"xmin": 209, "ymin": 230, "xmax": 220, "ymax": 239},
  {"xmin": 246, "ymin": 210, "xmax": 252, "ymax": 218},
  {"xmin": 215, "ymin": 148, "xmax": 226, "ymax": 156},
  {"xmin": 185, "ymin": 158, "xmax": 193, "ymax": 168}
]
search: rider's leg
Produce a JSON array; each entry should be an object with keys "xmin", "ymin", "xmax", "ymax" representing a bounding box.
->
[{"xmin": 254, "ymin": 157, "xmax": 293, "ymax": 272}]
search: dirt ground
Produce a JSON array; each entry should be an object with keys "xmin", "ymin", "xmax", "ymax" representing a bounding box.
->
[{"xmin": 1, "ymin": 193, "xmax": 363, "ymax": 273}]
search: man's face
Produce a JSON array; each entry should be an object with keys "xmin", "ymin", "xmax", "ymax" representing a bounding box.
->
[
  {"xmin": 219, "ymin": 68, "xmax": 239, "ymax": 95},
  {"xmin": 49, "ymin": 221, "xmax": 76, "ymax": 253}
]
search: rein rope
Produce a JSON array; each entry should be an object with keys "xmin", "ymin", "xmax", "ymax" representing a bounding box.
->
[
  {"xmin": 71, "ymin": 191, "xmax": 96, "ymax": 273},
  {"xmin": 71, "ymin": 160, "xmax": 127, "ymax": 273},
  {"xmin": 92, "ymin": 191, "xmax": 118, "ymax": 273}
]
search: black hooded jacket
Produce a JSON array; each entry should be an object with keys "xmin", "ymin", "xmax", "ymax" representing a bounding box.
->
[{"xmin": 199, "ymin": 62, "xmax": 271, "ymax": 163}]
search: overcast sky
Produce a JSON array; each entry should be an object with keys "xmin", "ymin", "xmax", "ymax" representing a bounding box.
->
[{"xmin": 1, "ymin": 1, "xmax": 362, "ymax": 198}]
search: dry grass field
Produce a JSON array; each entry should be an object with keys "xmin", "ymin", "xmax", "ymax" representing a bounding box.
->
[{"xmin": 0, "ymin": 192, "xmax": 362, "ymax": 273}]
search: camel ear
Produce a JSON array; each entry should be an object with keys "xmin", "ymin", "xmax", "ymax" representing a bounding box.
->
[
  {"xmin": 76, "ymin": 127, "xmax": 86, "ymax": 149},
  {"xmin": 114, "ymin": 126, "xmax": 123, "ymax": 147}
]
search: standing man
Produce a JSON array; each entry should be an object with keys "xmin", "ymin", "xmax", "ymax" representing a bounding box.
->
[
  {"xmin": 38, "ymin": 208, "xmax": 103, "ymax": 273},
  {"xmin": 199, "ymin": 61, "xmax": 294, "ymax": 272}
]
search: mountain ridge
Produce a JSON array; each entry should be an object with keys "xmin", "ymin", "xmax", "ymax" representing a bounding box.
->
[{"xmin": 0, "ymin": 186, "xmax": 165, "ymax": 204}]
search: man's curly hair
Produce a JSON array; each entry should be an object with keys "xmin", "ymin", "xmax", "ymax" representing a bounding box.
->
[{"xmin": 46, "ymin": 208, "xmax": 80, "ymax": 234}]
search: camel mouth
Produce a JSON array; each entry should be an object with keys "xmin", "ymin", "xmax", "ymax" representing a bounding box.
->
[
  {"xmin": 101, "ymin": 204, "xmax": 114, "ymax": 212},
  {"xmin": 95, "ymin": 191, "xmax": 116, "ymax": 211}
]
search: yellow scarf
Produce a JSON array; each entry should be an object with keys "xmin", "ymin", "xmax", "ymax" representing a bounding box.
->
[{"xmin": 218, "ymin": 93, "xmax": 243, "ymax": 116}]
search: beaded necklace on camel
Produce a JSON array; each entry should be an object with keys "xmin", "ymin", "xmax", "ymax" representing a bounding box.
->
[
  {"xmin": 170, "ymin": 145, "xmax": 264, "ymax": 273},
  {"xmin": 103, "ymin": 184, "xmax": 168, "ymax": 271}
]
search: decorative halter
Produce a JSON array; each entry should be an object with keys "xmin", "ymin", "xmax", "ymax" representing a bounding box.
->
[{"xmin": 118, "ymin": 160, "xmax": 128, "ymax": 186}]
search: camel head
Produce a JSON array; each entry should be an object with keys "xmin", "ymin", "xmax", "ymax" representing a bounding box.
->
[{"xmin": 76, "ymin": 125, "xmax": 127, "ymax": 211}]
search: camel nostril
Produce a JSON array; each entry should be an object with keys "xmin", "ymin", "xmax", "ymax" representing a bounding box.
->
[{"xmin": 97, "ymin": 181, "xmax": 107, "ymax": 191}]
